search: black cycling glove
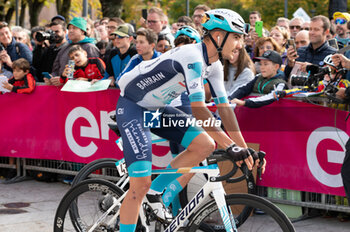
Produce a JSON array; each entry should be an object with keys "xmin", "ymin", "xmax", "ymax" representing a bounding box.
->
[{"xmin": 226, "ymin": 144, "xmax": 250, "ymax": 162}]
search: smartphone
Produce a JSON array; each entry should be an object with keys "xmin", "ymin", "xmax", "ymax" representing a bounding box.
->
[
  {"xmin": 142, "ymin": 9, "xmax": 148, "ymax": 20},
  {"xmin": 42, "ymin": 72, "xmax": 52, "ymax": 79},
  {"xmin": 328, "ymin": 38, "xmax": 339, "ymax": 50},
  {"xmin": 255, "ymin": 21, "xmax": 263, "ymax": 37},
  {"xmin": 287, "ymin": 39, "xmax": 296, "ymax": 50}
]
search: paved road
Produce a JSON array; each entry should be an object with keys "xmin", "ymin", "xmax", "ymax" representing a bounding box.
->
[{"xmin": 0, "ymin": 179, "xmax": 349, "ymax": 232}]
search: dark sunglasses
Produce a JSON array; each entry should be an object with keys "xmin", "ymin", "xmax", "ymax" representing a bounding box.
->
[
  {"xmin": 110, "ymin": 34, "xmax": 128, "ymax": 39},
  {"xmin": 289, "ymin": 25, "xmax": 301, "ymax": 30},
  {"xmin": 335, "ymin": 18, "xmax": 347, "ymax": 25},
  {"xmin": 301, "ymin": 27, "xmax": 309, "ymax": 31}
]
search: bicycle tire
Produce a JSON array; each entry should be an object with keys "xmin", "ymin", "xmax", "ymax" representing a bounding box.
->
[
  {"xmin": 179, "ymin": 166, "xmax": 256, "ymax": 228},
  {"xmin": 186, "ymin": 193, "xmax": 295, "ymax": 232},
  {"xmin": 71, "ymin": 158, "xmax": 120, "ymax": 187},
  {"xmin": 54, "ymin": 179, "xmax": 124, "ymax": 232}
]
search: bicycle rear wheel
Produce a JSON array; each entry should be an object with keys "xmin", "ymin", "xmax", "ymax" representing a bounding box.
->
[
  {"xmin": 186, "ymin": 193, "xmax": 295, "ymax": 232},
  {"xmin": 54, "ymin": 179, "xmax": 124, "ymax": 232}
]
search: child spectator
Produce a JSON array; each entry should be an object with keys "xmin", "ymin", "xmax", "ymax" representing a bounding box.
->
[
  {"xmin": 229, "ymin": 50, "xmax": 287, "ymax": 108},
  {"xmin": 2, "ymin": 58, "xmax": 35, "ymax": 93},
  {"xmin": 60, "ymin": 45, "xmax": 105, "ymax": 83}
]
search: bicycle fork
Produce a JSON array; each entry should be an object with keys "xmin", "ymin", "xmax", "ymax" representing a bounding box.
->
[{"xmin": 212, "ymin": 187, "xmax": 238, "ymax": 232}]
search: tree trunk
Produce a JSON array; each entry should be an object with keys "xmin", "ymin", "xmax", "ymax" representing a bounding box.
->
[
  {"xmin": 27, "ymin": 0, "xmax": 45, "ymax": 27},
  {"xmin": 19, "ymin": 1, "xmax": 26, "ymax": 27},
  {"xmin": 0, "ymin": 0, "xmax": 7, "ymax": 22},
  {"xmin": 56, "ymin": 0, "xmax": 71, "ymax": 22},
  {"xmin": 99, "ymin": 0, "xmax": 123, "ymax": 18},
  {"xmin": 5, "ymin": 6, "xmax": 14, "ymax": 23}
]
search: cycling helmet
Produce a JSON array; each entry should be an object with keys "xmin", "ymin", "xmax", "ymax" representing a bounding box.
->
[
  {"xmin": 202, "ymin": 9, "xmax": 248, "ymax": 35},
  {"xmin": 175, "ymin": 26, "xmax": 201, "ymax": 43},
  {"xmin": 323, "ymin": 54, "xmax": 336, "ymax": 68}
]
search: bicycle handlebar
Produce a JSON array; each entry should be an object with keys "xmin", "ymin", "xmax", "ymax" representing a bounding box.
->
[{"xmin": 207, "ymin": 149, "xmax": 265, "ymax": 183}]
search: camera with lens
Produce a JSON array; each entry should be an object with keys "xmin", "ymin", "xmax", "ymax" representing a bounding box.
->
[
  {"xmin": 290, "ymin": 64, "xmax": 330, "ymax": 91},
  {"xmin": 35, "ymin": 30, "xmax": 56, "ymax": 43}
]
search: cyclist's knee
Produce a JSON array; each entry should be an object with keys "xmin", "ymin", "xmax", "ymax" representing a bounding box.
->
[
  {"xmin": 129, "ymin": 177, "xmax": 152, "ymax": 197},
  {"xmin": 188, "ymin": 133, "xmax": 215, "ymax": 157}
]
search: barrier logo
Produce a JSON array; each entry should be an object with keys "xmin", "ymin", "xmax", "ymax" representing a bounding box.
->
[{"xmin": 143, "ymin": 109, "xmax": 162, "ymax": 128}]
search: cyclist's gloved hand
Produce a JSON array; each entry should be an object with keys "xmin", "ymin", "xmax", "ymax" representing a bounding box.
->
[{"xmin": 226, "ymin": 144, "xmax": 250, "ymax": 162}]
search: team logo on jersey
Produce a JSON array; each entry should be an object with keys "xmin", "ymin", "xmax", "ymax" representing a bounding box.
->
[
  {"xmin": 189, "ymin": 82, "xmax": 198, "ymax": 89},
  {"xmin": 143, "ymin": 109, "xmax": 162, "ymax": 128}
]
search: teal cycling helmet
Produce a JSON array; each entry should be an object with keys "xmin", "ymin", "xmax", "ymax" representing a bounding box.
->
[
  {"xmin": 202, "ymin": 9, "xmax": 248, "ymax": 35},
  {"xmin": 175, "ymin": 26, "xmax": 201, "ymax": 43},
  {"xmin": 201, "ymin": 9, "xmax": 249, "ymax": 60}
]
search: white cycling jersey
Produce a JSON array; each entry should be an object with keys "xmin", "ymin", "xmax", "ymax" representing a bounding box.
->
[{"xmin": 118, "ymin": 43, "xmax": 228, "ymax": 109}]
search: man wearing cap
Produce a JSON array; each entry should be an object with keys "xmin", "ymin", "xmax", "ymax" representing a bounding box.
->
[
  {"xmin": 333, "ymin": 12, "xmax": 350, "ymax": 49},
  {"xmin": 229, "ymin": 50, "xmax": 288, "ymax": 108},
  {"xmin": 50, "ymin": 17, "xmax": 100, "ymax": 86},
  {"xmin": 103, "ymin": 24, "xmax": 137, "ymax": 86}
]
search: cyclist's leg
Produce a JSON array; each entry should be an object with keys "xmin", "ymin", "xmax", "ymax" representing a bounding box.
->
[{"xmin": 115, "ymin": 96, "xmax": 153, "ymax": 230}]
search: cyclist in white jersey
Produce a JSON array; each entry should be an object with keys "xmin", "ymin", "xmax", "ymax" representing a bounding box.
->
[{"xmin": 116, "ymin": 9, "xmax": 256, "ymax": 231}]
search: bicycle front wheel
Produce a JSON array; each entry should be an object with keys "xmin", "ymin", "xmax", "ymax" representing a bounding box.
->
[
  {"xmin": 54, "ymin": 179, "xmax": 124, "ymax": 232},
  {"xmin": 186, "ymin": 193, "xmax": 295, "ymax": 232}
]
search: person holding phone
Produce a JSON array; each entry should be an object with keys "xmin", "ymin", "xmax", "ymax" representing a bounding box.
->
[{"xmin": 284, "ymin": 15, "xmax": 337, "ymax": 81}]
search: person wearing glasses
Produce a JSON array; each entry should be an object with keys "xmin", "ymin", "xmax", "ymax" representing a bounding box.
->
[
  {"xmin": 146, "ymin": 7, "xmax": 174, "ymax": 47},
  {"xmin": 192, "ymin": 4, "xmax": 211, "ymax": 32},
  {"xmin": 285, "ymin": 15, "xmax": 337, "ymax": 81},
  {"xmin": 289, "ymin": 17, "xmax": 304, "ymax": 39},
  {"xmin": 333, "ymin": 12, "xmax": 350, "ymax": 49},
  {"xmin": 101, "ymin": 24, "xmax": 136, "ymax": 87}
]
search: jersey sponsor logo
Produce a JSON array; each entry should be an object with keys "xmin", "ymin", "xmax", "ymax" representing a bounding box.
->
[
  {"xmin": 143, "ymin": 109, "xmax": 162, "ymax": 128},
  {"xmin": 122, "ymin": 119, "xmax": 150, "ymax": 159},
  {"xmin": 117, "ymin": 108, "xmax": 124, "ymax": 115},
  {"xmin": 136, "ymin": 72, "xmax": 166, "ymax": 90},
  {"xmin": 189, "ymin": 82, "xmax": 198, "ymax": 89}
]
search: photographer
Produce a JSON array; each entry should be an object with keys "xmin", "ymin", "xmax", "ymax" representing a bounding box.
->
[
  {"xmin": 32, "ymin": 21, "xmax": 67, "ymax": 82},
  {"xmin": 331, "ymin": 53, "xmax": 350, "ymax": 205}
]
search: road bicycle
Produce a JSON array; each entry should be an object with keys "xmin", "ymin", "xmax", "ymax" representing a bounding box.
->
[{"xmin": 54, "ymin": 149, "xmax": 295, "ymax": 232}]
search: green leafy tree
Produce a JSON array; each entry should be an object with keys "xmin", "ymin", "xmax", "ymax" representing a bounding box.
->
[{"xmin": 99, "ymin": 0, "xmax": 123, "ymax": 18}]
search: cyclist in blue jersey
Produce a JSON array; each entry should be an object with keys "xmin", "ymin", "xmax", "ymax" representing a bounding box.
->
[{"xmin": 116, "ymin": 9, "xmax": 257, "ymax": 232}]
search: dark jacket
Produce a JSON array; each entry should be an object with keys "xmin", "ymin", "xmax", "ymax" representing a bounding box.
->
[
  {"xmin": 284, "ymin": 42, "xmax": 337, "ymax": 79},
  {"xmin": 229, "ymin": 70, "xmax": 288, "ymax": 108},
  {"xmin": 3, "ymin": 38, "xmax": 32, "ymax": 72}
]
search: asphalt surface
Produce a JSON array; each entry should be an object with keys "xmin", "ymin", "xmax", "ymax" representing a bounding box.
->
[{"xmin": 0, "ymin": 179, "xmax": 349, "ymax": 232}]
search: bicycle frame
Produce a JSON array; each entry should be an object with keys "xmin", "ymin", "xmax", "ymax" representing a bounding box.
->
[{"xmin": 88, "ymin": 163, "xmax": 238, "ymax": 232}]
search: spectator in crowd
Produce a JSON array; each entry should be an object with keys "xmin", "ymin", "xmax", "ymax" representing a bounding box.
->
[
  {"xmin": 33, "ymin": 21, "xmax": 68, "ymax": 82},
  {"xmin": 253, "ymin": 37, "xmax": 281, "ymax": 73},
  {"xmin": 176, "ymin": 16, "xmax": 193, "ymax": 28},
  {"xmin": 105, "ymin": 17, "xmax": 125, "ymax": 60},
  {"xmin": 230, "ymin": 50, "xmax": 287, "ymax": 108},
  {"xmin": 289, "ymin": 17, "xmax": 304, "ymax": 39},
  {"xmin": 174, "ymin": 25, "xmax": 201, "ymax": 47},
  {"xmin": 51, "ymin": 15, "xmax": 66, "ymax": 24},
  {"xmin": 147, "ymin": 7, "xmax": 174, "ymax": 46},
  {"xmin": 84, "ymin": 17, "xmax": 95, "ymax": 39},
  {"xmin": 12, "ymin": 27, "xmax": 32, "ymax": 50},
  {"xmin": 276, "ymin": 17, "xmax": 290, "ymax": 32},
  {"xmin": 333, "ymin": 12, "xmax": 350, "ymax": 49},
  {"xmin": 155, "ymin": 34, "xmax": 171, "ymax": 53},
  {"xmin": 49, "ymin": 17, "xmax": 100, "ymax": 86},
  {"xmin": 117, "ymin": 28, "xmax": 161, "ymax": 82},
  {"xmin": 327, "ymin": 22, "xmax": 336, "ymax": 40},
  {"xmin": 96, "ymin": 24, "xmax": 109, "ymax": 42},
  {"xmin": 96, "ymin": 40, "xmax": 108, "ymax": 60},
  {"xmin": 224, "ymin": 47, "xmax": 256, "ymax": 97},
  {"xmin": 60, "ymin": 45, "xmax": 105, "ymax": 83},
  {"xmin": 249, "ymin": 11, "xmax": 262, "ymax": 28},
  {"xmin": 295, "ymin": 30, "xmax": 310, "ymax": 49},
  {"xmin": 301, "ymin": 21, "xmax": 310, "ymax": 31},
  {"xmin": 1, "ymin": 58, "xmax": 35, "ymax": 94},
  {"xmin": 285, "ymin": 15, "xmax": 337, "ymax": 80},
  {"xmin": 192, "ymin": 4, "xmax": 210, "ymax": 32},
  {"xmin": 0, "ymin": 22, "xmax": 32, "ymax": 74},
  {"xmin": 244, "ymin": 28, "xmax": 256, "ymax": 59},
  {"xmin": 31, "ymin": 26, "xmax": 45, "ymax": 51},
  {"xmin": 100, "ymin": 17, "xmax": 109, "ymax": 28},
  {"xmin": 103, "ymin": 24, "xmax": 136, "ymax": 86},
  {"xmin": 171, "ymin": 23, "xmax": 179, "ymax": 35},
  {"xmin": 270, "ymin": 26, "xmax": 290, "ymax": 65}
]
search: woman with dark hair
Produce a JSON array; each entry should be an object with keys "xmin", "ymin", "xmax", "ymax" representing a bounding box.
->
[{"xmin": 224, "ymin": 47, "xmax": 256, "ymax": 96}]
